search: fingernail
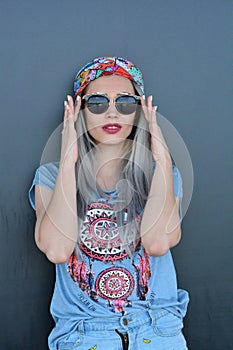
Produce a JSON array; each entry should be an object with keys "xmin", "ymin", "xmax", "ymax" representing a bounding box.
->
[
  {"xmin": 142, "ymin": 95, "xmax": 145, "ymax": 100},
  {"xmin": 154, "ymin": 105, "xmax": 158, "ymax": 111},
  {"xmin": 76, "ymin": 95, "xmax": 80, "ymax": 102},
  {"xmin": 64, "ymin": 101, "xmax": 69, "ymax": 110},
  {"xmin": 67, "ymin": 95, "xmax": 70, "ymax": 101},
  {"xmin": 151, "ymin": 95, "xmax": 153, "ymax": 101}
]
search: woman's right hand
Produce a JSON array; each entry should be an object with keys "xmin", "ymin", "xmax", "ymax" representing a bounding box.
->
[{"xmin": 60, "ymin": 95, "xmax": 82, "ymax": 166}]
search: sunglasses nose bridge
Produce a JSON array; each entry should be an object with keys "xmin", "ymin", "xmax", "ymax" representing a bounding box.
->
[{"xmin": 105, "ymin": 97, "xmax": 120, "ymax": 116}]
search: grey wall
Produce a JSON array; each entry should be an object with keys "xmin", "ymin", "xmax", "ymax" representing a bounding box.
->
[{"xmin": 1, "ymin": 1, "xmax": 232, "ymax": 349}]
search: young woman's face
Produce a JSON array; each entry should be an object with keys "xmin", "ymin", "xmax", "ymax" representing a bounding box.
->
[{"xmin": 83, "ymin": 75, "xmax": 137, "ymax": 145}]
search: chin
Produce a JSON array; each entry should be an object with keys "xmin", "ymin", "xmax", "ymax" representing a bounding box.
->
[
  {"xmin": 89, "ymin": 131, "xmax": 131, "ymax": 146},
  {"xmin": 98, "ymin": 137, "xmax": 127, "ymax": 146}
]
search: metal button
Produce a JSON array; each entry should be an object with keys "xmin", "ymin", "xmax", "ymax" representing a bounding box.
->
[{"xmin": 123, "ymin": 318, "xmax": 128, "ymax": 325}]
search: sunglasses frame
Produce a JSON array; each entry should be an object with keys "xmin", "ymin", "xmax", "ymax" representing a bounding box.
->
[{"xmin": 81, "ymin": 92, "xmax": 141, "ymax": 115}]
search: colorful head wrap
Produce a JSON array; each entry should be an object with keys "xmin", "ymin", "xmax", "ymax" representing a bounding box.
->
[{"xmin": 74, "ymin": 56, "xmax": 144, "ymax": 98}]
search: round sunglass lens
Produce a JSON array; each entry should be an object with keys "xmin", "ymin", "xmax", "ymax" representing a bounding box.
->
[
  {"xmin": 87, "ymin": 95, "xmax": 109, "ymax": 114},
  {"xmin": 116, "ymin": 96, "xmax": 138, "ymax": 114}
]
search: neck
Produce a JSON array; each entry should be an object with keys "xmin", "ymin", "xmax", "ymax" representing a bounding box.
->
[
  {"xmin": 94, "ymin": 141, "xmax": 130, "ymax": 191},
  {"xmin": 95, "ymin": 141, "xmax": 129, "ymax": 166}
]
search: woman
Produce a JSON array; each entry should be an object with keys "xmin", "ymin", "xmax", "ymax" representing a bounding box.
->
[{"xmin": 29, "ymin": 56, "xmax": 189, "ymax": 350}]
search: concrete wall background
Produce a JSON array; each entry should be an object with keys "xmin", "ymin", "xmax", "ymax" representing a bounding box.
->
[{"xmin": 0, "ymin": 1, "xmax": 232, "ymax": 349}]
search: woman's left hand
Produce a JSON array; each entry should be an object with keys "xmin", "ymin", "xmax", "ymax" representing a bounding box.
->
[{"xmin": 141, "ymin": 95, "xmax": 171, "ymax": 164}]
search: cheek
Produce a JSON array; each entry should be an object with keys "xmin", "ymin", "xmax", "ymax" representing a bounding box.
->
[
  {"xmin": 124, "ymin": 114, "xmax": 136, "ymax": 128},
  {"xmin": 124, "ymin": 114, "xmax": 137, "ymax": 137},
  {"xmin": 124, "ymin": 124, "xmax": 134, "ymax": 137},
  {"xmin": 85, "ymin": 113, "xmax": 101, "ymax": 131}
]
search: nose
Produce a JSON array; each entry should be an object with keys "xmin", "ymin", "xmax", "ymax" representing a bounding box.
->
[{"xmin": 105, "ymin": 98, "xmax": 119, "ymax": 118}]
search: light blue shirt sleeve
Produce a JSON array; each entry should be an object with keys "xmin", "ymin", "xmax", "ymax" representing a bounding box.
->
[
  {"xmin": 28, "ymin": 162, "xmax": 59, "ymax": 210},
  {"xmin": 172, "ymin": 165, "xmax": 183, "ymax": 198},
  {"xmin": 172, "ymin": 164, "xmax": 183, "ymax": 220},
  {"xmin": 152, "ymin": 160, "xmax": 183, "ymax": 219}
]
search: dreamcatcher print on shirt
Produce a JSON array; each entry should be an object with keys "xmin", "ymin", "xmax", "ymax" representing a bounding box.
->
[{"xmin": 67, "ymin": 201, "xmax": 152, "ymax": 313}]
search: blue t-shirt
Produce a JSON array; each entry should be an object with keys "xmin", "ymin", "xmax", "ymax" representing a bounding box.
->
[{"xmin": 28, "ymin": 162, "xmax": 189, "ymax": 349}]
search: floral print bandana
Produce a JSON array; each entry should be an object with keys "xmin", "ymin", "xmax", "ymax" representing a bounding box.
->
[{"xmin": 73, "ymin": 56, "xmax": 144, "ymax": 98}]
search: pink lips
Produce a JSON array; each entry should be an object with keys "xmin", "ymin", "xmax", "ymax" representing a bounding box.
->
[{"xmin": 102, "ymin": 123, "xmax": 122, "ymax": 134}]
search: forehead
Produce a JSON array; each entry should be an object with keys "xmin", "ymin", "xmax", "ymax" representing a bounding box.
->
[{"xmin": 85, "ymin": 75, "xmax": 135, "ymax": 94}]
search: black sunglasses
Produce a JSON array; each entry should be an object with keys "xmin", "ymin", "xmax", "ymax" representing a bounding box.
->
[{"xmin": 81, "ymin": 93, "xmax": 141, "ymax": 115}]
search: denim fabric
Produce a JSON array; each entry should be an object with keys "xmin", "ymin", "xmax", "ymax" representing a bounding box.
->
[
  {"xmin": 28, "ymin": 162, "xmax": 189, "ymax": 350},
  {"xmin": 56, "ymin": 308, "xmax": 188, "ymax": 350}
]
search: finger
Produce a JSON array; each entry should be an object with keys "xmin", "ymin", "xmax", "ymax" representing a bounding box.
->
[
  {"xmin": 74, "ymin": 94, "xmax": 81, "ymax": 106},
  {"xmin": 140, "ymin": 95, "xmax": 146, "ymax": 106},
  {"xmin": 65, "ymin": 96, "xmax": 75, "ymax": 123},
  {"xmin": 152, "ymin": 105, "xmax": 158, "ymax": 123},
  {"xmin": 147, "ymin": 95, "xmax": 153, "ymax": 110},
  {"xmin": 67, "ymin": 95, "xmax": 75, "ymax": 115},
  {"xmin": 67, "ymin": 95, "xmax": 73, "ymax": 107},
  {"xmin": 74, "ymin": 95, "xmax": 82, "ymax": 122},
  {"xmin": 64, "ymin": 101, "xmax": 68, "ymax": 120},
  {"xmin": 140, "ymin": 95, "xmax": 149, "ymax": 121},
  {"xmin": 66, "ymin": 104, "xmax": 74, "ymax": 124},
  {"xmin": 62, "ymin": 101, "xmax": 69, "ymax": 132},
  {"xmin": 147, "ymin": 95, "xmax": 154, "ymax": 123}
]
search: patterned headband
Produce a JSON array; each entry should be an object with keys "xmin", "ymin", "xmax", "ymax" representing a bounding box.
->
[{"xmin": 73, "ymin": 56, "xmax": 144, "ymax": 98}]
